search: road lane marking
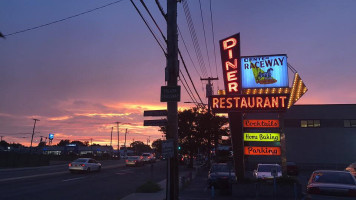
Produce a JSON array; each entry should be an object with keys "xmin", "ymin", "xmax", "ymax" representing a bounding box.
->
[
  {"xmin": 0, "ymin": 171, "xmax": 67, "ymax": 182},
  {"xmin": 62, "ymin": 177, "xmax": 86, "ymax": 182}
]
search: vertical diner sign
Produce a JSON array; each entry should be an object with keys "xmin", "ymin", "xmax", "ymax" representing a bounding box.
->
[{"xmin": 219, "ymin": 33, "xmax": 241, "ymax": 94}]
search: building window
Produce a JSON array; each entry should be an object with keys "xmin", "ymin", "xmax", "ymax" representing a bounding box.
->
[
  {"xmin": 344, "ymin": 120, "xmax": 356, "ymax": 127},
  {"xmin": 301, "ymin": 120, "xmax": 320, "ymax": 128}
]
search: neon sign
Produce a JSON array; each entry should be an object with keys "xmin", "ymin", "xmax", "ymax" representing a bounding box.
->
[
  {"xmin": 244, "ymin": 133, "xmax": 280, "ymax": 142},
  {"xmin": 211, "ymin": 94, "xmax": 289, "ymax": 113},
  {"xmin": 241, "ymin": 55, "xmax": 289, "ymax": 89},
  {"xmin": 243, "ymin": 120, "xmax": 279, "ymax": 128},
  {"xmin": 219, "ymin": 33, "xmax": 241, "ymax": 94},
  {"xmin": 244, "ymin": 146, "xmax": 281, "ymax": 156}
]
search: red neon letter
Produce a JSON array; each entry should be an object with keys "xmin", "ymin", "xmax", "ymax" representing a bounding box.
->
[
  {"xmin": 228, "ymin": 82, "xmax": 238, "ymax": 92},
  {"xmin": 225, "ymin": 59, "xmax": 238, "ymax": 70},
  {"xmin": 223, "ymin": 38, "xmax": 237, "ymax": 59},
  {"xmin": 212, "ymin": 98, "xmax": 219, "ymax": 108},
  {"xmin": 227, "ymin": 70, "xmax": 237, "ymax": 81}
]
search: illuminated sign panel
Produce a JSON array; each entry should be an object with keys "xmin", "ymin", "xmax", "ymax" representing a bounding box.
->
[
  {"xmin": 211, "ymin": 94, "xmax": 289, "ymax": 113},
  {"xmin": 243, "ymin": 120, "xmax": 279, "ymax": 128},
  {"xmin": 244, "ymin": 146, "xmax": 281, "ymax": 156},
  {"xmin": 244, "ymin": 133, "xmax": 280, "ymax": 142},
  {"xmin": 241, "ymin": 55, "xmax": 288, "ymax": 89},
  {"xmin": 49, "ymin": 133, "xmax": 54, "ymax": 140},
  {"xmin": 219, "ymin": 33, "xmax": 241, "ymax": 94}
]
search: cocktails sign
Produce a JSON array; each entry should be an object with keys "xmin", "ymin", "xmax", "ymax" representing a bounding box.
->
[
  {"xmin": 243, "ymin": 120, "xmax": 279, "ymax": 128},
  {"xmin": 241, "ymin": 55, "xmax": 288, "ymax": 89}
]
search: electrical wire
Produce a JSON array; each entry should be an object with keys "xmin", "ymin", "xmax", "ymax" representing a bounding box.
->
[
  {"xmin": 142, "ymin": 0, "xmax": 206, "ymax": 107},
  {"xmin": 182, "ymin": 0, "xmax": 209, "ymax": 78},
  {"xmin": 4, "ymin": 0, "xmax": 125, "ymax": 37},
  {"xmin": 198, "ymin": 0, "xmax": 213, "ymax": 77},
  {"xmin": 130, "ymin": 0, "xmax": 167, "ymax": 56},
  {"xmin": 209, "ymin": 0, "xmax": 220, "ymax": 88}
]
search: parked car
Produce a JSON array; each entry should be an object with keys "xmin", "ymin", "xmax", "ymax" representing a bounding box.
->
[
  {"xmin": 68, "ymin": 158, "xmax": 101, "ymax": 173},
  {"xmin": 346, "ymin": 162, "xmax": 356, "ymax": 177},
  {"xmin": 287, "ymin": 161, "xmax": 299, "ymax": 176},
  {"xmin": 142, "ymin": 153, "xmax": 155, "ymax": 163},
  {"xmin": 126, "ymin": 156, "xmax": 144, "ymax": 166},
  {"xmin": 306, "ymin": 170, "xmax": 356, "ymax": 198},
  {"xmin": 253, "ymin": 164, "xmax": 282, "ymax": 180},
  {"xmin": 208, "ymin": 163, "xmax": 236, "ymax": 189}
]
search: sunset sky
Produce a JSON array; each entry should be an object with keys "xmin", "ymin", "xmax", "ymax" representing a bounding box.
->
[{"xmin": 1, "ymin": 0, "xmax": 355, "ymax": 148}]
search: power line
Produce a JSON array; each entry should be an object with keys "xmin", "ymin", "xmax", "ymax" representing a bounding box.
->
[
  {"xmin": 154, "ymin": 0, "xmax": 202, "ymax": 78},
  {"xmin": 198, "ymin": 0, "xmax": 213, "ymax": 77},
  {"xmin": 4, "ymin": 0, "xmax": 125, "ymax": 37},
  {"xmin": 179, "ymin": 71, "xmax": 200, "ymax": 108},
  {"xmin": 209, "ymin": 0, "xmax": 220, "ymax": 88},
  {"xmin": 182, "ymin": 0, "xmax": 209, "ymax": 78},
  {"xmin": 139, "ymin": 0, "xmax": 205, "ymax": 106},
  {"xmin": 130, "ymin": 0, "xmax": 167, "ymax": 56}
]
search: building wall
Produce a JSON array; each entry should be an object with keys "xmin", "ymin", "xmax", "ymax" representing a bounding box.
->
[
  {"xmin": 284, "ymin": 105, "xmax": 356, "ymax": 166},
  {"xmin": 244, "ymin": 104, "xmax": 356, "ymax": 168}
]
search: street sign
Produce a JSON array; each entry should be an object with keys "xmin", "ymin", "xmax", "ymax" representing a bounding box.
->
[
  {"xmin": 161, "ymin": 86, "xmax": 181, "ymax": 102},
  {"xmin": 162, "ymin": 139, "xmax": 174, "ymax": 158},
  {"xmin": 144, "ymin": 110, "xmax": 168, "ymax": 117},
  {"xmin": 143, "ymin": 119, "xmax": 167, "ymax": 126}
]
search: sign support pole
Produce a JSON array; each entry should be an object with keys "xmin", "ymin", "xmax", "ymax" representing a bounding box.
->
[
  {"xmin": 228, "ymin": 112, "xmax": 245, "ymax": 181},
  {"xmin": 279, "ymin": 113, "xmax": 287, "ymax": 176},
  {"xmin": 166, "ymin": 0, "xmax": 179, "ymax": 199}
]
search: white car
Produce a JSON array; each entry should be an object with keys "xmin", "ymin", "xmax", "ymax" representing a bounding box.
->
[
  {"xmin": 142, "ymin": 153, "xmax": 155, "ymax": 163},
  {"xmin": 253, "ymin": 164, "xmax": 282, "ymax": 179},
  {"xmin": 68, "ymin": 158, "xmax": 101, "ymax": 173}
]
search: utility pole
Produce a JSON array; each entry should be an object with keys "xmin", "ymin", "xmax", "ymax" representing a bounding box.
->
[
  {"xmin": 147, "ymin": 136, "xmax": 151, "ymax": 146},
  {"xmin": 115, "ymin": 122, "xmax": 120, "ymax": 152},
  {"xmin": 0, "ymin": 136, "xmax": 3, "ymax": 141},
  {"xmin": 200, "ymin": 77, "xmax": 218, "ymax": 113},
  {"xmin": 110, "ymin": 127, "xmax": 113, "ymax": 147},
  {"xmin": 167, "ymin": 0, "xmax": 179, "ymax": 199},
  {"xmin": 124, "ymin": 129, "xmax": 128, "ymax": 158},
  {"xmin": 30, "ymin": 118, "xmax": 40, "ymax": 153}
]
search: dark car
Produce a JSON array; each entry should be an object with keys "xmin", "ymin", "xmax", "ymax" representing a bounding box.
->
[
  {"xmin": 208, "ymin": 163, "xmax": 236, "ymax": 189},
  {"xmin": 306, "ymin": 170, "xmax": 356, "ymax": 198},
  {"xmin": 287, "ymin": 162, "xmax": 299, "ymax": 176}
]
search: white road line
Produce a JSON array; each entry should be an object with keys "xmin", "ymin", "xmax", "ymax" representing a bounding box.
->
[
  {"xmin": 116, "ymin": 173, "xmax": 127, "ymax": 175},
  {"xmin": 0, "ymin": 171, "xmax": 67, "ymax": 182},
  {"xmin": 62, "ymin": 177, "xmax": 86, "ymax": 182}
]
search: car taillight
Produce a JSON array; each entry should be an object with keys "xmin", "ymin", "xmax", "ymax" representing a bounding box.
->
[
  {"xmin": 348, "ymin": 189, "xmax": 356, "ymax": 197},
  {"xmin": 307, "ymin": 187, "xmax": 320, "ymax": 194},
  {"xmin": 80, "ymin": 164, "xmax": 85, "ymax": 167},
  {"xmin": 125, "ymin": 160, "xmax": 128, "ymax": 162},
  {"xmin": 68, "ymin": 163, "xmax": 72, "ymax": 167}
]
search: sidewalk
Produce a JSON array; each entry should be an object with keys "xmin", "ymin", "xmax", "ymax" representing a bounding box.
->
[{"xmin": 121, "ymin": 167, "xmax": 196, "ymax": 200}]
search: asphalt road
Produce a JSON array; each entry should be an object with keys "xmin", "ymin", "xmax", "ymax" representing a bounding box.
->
[{"xmin": 0, "ymin": 160, "xmax": 167, "ymax": 200}]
